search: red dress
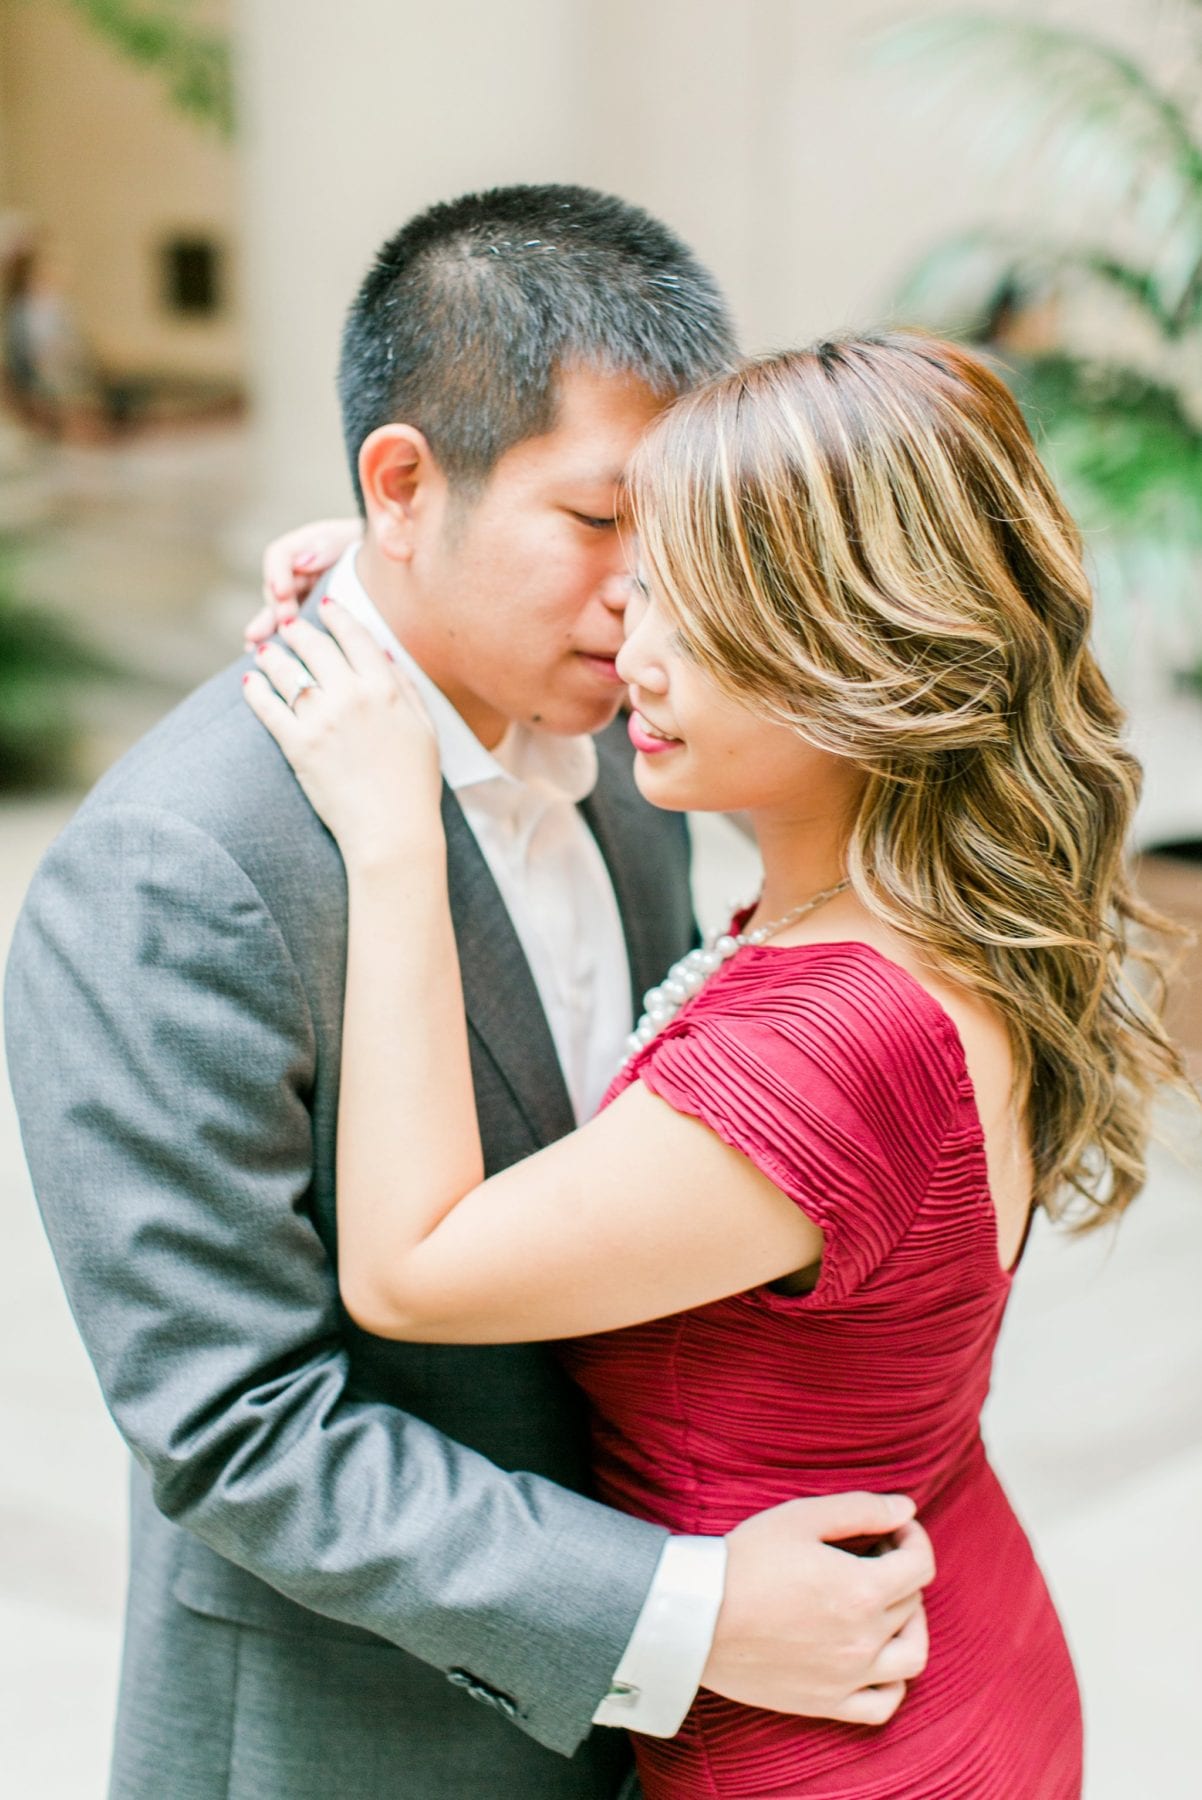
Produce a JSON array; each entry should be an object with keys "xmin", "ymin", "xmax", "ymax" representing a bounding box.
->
[{"xmin": 560, "ymin": 941, "xmax": 1083, "ymax": 1799}]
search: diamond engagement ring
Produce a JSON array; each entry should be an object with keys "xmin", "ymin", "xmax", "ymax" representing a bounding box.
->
[{"xmin": 291, "ymin": 671, "xmax": 318, "ymax": 706}]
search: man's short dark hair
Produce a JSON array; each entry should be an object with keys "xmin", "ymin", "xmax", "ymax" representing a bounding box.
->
[{"xmin": 338, "ymin": 184, "xmax": 738, "ymax": 508}]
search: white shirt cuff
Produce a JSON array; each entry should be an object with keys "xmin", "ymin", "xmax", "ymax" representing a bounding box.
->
[{"xmin": 592, "ymin": 1534, "xmax": 727, "ymax": 1737}]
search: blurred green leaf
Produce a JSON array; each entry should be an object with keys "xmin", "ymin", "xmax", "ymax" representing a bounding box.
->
[
  {"xmin": 895, "ymin": 228, "xmax": 1187, "ymax": 339},
  {"xmin": 0, "ymin": 546, "xmax": 127, "ymax": 791},
  {"xmin": 877, "ymin": 13, "xmax": 1202, "ymax": 328},
  {"xmin": 1021, "ymin": 356, "xmax": 1202, "ymax": 538},
  {"xmin": 60, "ymin": 0, "xmax": 234, "ymax": 137}
]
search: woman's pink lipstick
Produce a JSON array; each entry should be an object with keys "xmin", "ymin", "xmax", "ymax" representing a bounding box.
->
[{"xmin": 628, "ymin": 711, "xmax": 682, "ymax": 755}]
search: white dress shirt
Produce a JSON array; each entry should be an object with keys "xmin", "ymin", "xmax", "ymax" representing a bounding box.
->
[{"xmin": 328, "ymin": 548, "xmax": 726, "ymax": 1736}]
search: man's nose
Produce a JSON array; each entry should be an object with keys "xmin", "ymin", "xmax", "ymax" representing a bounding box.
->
[{"xmin": 598, "ymin": 573, "xmax": 639, "ymax": 614}]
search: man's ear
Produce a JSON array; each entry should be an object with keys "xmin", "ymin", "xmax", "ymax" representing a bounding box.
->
[{"xmin": 358, "ymin": 425, "xmax": 442, "ymax": 562}]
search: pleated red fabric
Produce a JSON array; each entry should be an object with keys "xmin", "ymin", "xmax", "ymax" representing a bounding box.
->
[{"xmin": 560, "ymin": 940, "xmax": 1083, "ymax": 1799}]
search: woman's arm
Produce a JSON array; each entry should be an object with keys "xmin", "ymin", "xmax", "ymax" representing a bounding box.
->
[{"xmin": 245, "ymin": 611, "xmax": 822, "ymax": 1344}]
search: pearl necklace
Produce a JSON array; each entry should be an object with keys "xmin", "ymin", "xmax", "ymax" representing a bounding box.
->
[{"xmin": 625, "ymin": 878, "xmax": 852, "ymax": 1059}]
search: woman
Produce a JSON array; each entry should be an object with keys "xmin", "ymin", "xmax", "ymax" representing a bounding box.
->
[{"xmin": 243, "ymin": 334, "xmax": 1189, "ymax": 1797}]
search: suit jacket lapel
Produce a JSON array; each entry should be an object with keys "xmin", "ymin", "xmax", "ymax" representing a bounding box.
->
[
  {"xmin": 579, "ymin": 721, "xmax": 696, "ymax": 1017},
  {"xmin": 441, "ymin": 784, "xmax": 576, "ymax": 1148},
  {"xmin": 578, "ymin": 781, "xmax": 646, "ymax": 1019}
]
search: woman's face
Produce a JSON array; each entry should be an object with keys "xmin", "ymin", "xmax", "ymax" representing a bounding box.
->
[{"xmin": 615, "ymin": 574, "xmax": 865, "ymax": 826}]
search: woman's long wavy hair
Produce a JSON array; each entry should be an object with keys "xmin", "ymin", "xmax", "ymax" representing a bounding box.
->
[{"xmin": 628, "ymin": 331, "xmax": 1193, "ymax": 1228}]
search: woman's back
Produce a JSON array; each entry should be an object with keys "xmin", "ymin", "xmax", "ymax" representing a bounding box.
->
[{"xmin": 561, "ymin": 941, "xmax": 1082, "ymax": 1798}]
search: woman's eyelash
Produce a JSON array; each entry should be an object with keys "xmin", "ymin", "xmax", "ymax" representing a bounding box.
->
[{"xmin": 575, "ymin": 513, "xmax": 617, "ymax": 530}]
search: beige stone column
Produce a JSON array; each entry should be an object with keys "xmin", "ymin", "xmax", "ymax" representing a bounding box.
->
[
  {"xmin": 231, "ymin": 0, "xmax": 820, "ymax": 537},
  {"xmin": 234, "ymin": 0, "xmax": 592, "ymax": 530}
]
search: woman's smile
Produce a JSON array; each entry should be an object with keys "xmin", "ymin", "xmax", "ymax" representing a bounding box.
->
[{"xmin": 627, "ymin": 709, "xmax": 683, "ymax": 755}]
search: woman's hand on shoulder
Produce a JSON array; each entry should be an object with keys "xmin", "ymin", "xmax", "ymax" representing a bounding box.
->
[
  {"xmin": 243, "ymin": 602, "xmax": 443, "ymax": 869},
  {"xmin": 244, "ymin": 516, "xmax": 363, "ymax": 647}
]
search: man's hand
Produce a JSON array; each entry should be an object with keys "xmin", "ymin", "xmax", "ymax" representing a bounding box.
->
[{"xmin": 702, "ymin": 1492, "xmax": 934, "ymax": 1727}]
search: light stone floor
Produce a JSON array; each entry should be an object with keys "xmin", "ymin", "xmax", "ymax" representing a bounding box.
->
[{"xmin": 1, "ymin": 428, "xmax": 1201, "ymax": 1796}]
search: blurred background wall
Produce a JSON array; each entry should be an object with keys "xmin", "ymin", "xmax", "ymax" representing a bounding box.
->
[
  {"xmin": 238, "ymin": 0, "xmax": 1150, "ymax": 520},
  {"xmin": 0, "ymin": 0, "xmax": 241, "ymax": 387},
  {"xmin": 0, "ymin": 0, "xmax": 1170, "ymax": 499},
  {"xmin": 12, "ymin": 0, "xmax": 1198, "ymax": 837},
  {"xmin": 1, "ymin": 3, "xmax": 1200, "ymax": 1795}
]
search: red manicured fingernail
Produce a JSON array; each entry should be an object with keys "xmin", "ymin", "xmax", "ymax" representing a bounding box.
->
[
  {"xmin": 255, "ymin": 643, "xmax": 267, "ymax": 655},
  {"xmin": 320, "ymin": 595, "xmax": 333, "ymax": 607},
  {"xmin": 242, "ymin": 672, "xmax": 251, "ymax": 684}
]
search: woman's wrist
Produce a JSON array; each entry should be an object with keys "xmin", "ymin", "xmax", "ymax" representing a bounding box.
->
[{"xmin": 342, "ymin": 827, "xmax": 446, "ymax": 886}]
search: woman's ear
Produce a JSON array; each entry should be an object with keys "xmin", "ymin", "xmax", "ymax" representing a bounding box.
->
[{"xmin": 358, "ymin": 425, "xmax": 441, "ymax": 562}]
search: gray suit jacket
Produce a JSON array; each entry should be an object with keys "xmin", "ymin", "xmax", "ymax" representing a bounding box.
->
[{"xmin": 5, "ymin": 645, "xmax": 696, "ymax": 1799}]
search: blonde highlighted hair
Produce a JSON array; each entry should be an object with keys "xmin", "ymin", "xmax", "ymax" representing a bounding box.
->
[{"xmin": 629, "ymin": 331, "xmax": 1192, "ymax": 1227}]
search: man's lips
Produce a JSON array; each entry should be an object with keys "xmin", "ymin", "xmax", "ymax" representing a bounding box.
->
[
  {"xmin": 627, "ymin": 709, "xmax": 683, "ymax": 755},
  {"xmin": 577, "ymin": 651, "xmax": 627, "ymax": 685}
]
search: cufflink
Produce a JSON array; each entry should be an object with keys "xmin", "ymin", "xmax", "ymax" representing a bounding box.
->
[{"xmin": 446, "ymin": 1667, "xmax": 521, "ymax": 1720}]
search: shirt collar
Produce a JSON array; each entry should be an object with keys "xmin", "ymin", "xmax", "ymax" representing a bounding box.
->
[{"xmin": 325, "ymin": 545, "xmax": 599, "ymax": 805}]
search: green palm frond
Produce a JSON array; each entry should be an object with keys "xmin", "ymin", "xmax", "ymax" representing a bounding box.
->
[
  {"xmin": 1020, "ymin": 357, "xmax": 1202, "ymax": 659},
  {"xmin": 1018, "ymin": 355, "xmax": 1202, "ymax": 541},
  {"xmin": 874, "ymin": 14, "xmax": 1202, "ymax": 325},
  {"xmin": 888, "ymin": 230, "xmax": 1016, "ymax": 332},
  {"xmin": 0, "ymin": 546, "xmax": 128, "ymax": 790},
  {"xmin": 62, "ymin": 0, "xmax": 233, "ymax": 137},
  {"xmin": 894, "ymin": 226, "xmax": 1187, "ymax": 339}
]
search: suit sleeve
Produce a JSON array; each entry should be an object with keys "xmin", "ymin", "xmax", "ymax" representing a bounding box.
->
[{"xmin": 3, "ymin": 801, "xmax": 666, "ymax": 1755}]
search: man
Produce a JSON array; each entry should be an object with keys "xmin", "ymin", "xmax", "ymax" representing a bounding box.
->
[{"xmin": 6, "ymin": 186, "xmax": 931, "ymax": 1800}]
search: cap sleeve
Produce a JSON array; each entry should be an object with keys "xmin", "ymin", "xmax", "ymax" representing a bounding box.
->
[{"xmin": 631, "ymin": 946, "xmax": 963, "ymax": 1304}]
